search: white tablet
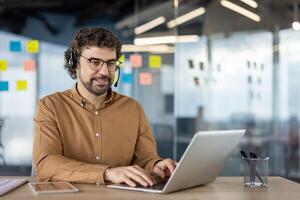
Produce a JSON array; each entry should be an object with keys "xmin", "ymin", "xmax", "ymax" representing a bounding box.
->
[{"xmin": 29, "ymin": 182, "xmax": 79, "ymax": 195}]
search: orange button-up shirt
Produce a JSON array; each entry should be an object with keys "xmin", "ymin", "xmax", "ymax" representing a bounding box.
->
[{"xmin": 33, "ymin": 84, "xmax": 161, "ymax": 184}]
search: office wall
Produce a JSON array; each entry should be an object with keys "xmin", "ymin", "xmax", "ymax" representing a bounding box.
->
[{"xmin": 0, "ymin": 31, "xmax": 73, "ymax": 166}]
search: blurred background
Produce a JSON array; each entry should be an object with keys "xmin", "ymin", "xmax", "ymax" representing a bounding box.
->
[{"xmin": 0, "ymin": 0, "xmax": 299, "ymax": 183}]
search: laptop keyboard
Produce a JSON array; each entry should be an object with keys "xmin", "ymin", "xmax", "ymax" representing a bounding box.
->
[
  {"xmin": 133, "ymin": 175, "xmax": 168, "ymax": 190},
  {"xmin": 135, "ymin": 181, "xmax": 166, "ymax": 190},
  {"xmin": 108, "ymin": 175, "xmax": 168, "ymax": 191}
]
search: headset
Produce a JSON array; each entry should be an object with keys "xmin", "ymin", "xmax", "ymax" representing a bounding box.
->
[{"xmin": 68, "ymin": 50, "xmax": 120, "ymax": 87}]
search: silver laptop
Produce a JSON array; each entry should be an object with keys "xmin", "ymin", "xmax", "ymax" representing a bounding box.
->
[{"xmin": 107, "ymin": 129, "xmax": 245, "ymax": 193}]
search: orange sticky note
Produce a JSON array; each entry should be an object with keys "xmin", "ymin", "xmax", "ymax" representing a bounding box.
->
[
  {"xmin": 129, "ymin": 54, "xmax": 142, "ymax": 68},
  {"xmin": 139, "ymin": 72, "xmax": 152, "ymax": 85},
  {"xmin": 16, "ymin": 80, "xmax": 28, "ymax": 91},
  {"xmin": 26, "ymin": 40, "xmax": 39, "ymax": 53},
  {"xmin": 24, "ymin": 60, "xmax": 36, "ymax": 71},
  {"xmin": 149, "ymin": 55, "xmax": 161, "ymax": 68},
  {"xmin": 0, "ymin": 60, "xmax": 8, "ymax": 71}
]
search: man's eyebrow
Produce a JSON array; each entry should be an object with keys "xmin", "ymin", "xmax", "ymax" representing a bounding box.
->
[
  {"xmin": 87, "ymin": 56, "xmax": 101, "ymax": 60},
  {"xmin": 88, "ymin": 57, "xmax": 117, "ymax": 61}
]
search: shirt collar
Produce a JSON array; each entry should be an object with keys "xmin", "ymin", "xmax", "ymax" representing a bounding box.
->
[{"xmin": 70, "ymin": 83, "xmax": 114, "ymax": 108}]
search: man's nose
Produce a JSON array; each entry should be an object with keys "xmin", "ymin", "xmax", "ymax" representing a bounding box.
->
[{"xmin": 97, "ymin": 63, "xmax": 109, "ymax": 75}]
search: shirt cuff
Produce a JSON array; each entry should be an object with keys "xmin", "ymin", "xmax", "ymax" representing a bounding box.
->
[
  {"xmin": 88, "ymin": 165, "xmax": 110, "ymax": 185},
  {"xmin": 145, "ymin": 158, "xmax": 163, "ymax": 172}
]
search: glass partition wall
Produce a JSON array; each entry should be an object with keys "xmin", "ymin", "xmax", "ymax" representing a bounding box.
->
[
  {"xmin": 0, "ymin": 0, "xmax": 299, "ymax": 181},
  {"xmin": 132, "ymin": 0, "xmax": 300, "ymax": 179}
]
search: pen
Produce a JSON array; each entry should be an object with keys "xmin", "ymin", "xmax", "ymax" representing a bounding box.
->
[
  {"xmin": 249, "ymin": 152, "xmax": 256, "ymax": 186},
  {"xmin": 240, "ymin": 151, "xmax": 264, "ymax": 186},
  {"xmin": 250, "ymin": 152, "xmax": 265, "ymax": 186}
]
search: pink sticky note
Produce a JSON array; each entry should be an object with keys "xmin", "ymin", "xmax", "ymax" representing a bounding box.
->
[
  {"xmin": 129, "ymin": 54, "xmax": 142, "ymax": 68},
  {"xmin": 24, "ymin": 60, "xmax": 36, "ymax": 71},
  {"xmin": 139, "ymin": 72, "xmax": 152, "ymax": 85}
]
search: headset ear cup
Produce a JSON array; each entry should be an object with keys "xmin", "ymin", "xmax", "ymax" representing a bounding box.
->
[{"xmin": 69, "ymin": 51, "xmax": 77, "ymax": 69}]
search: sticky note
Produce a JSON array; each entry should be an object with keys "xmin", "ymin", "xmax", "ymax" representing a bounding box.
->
[
  {"xmin": 24, "ymin": 60, "xmax": 36, "ymax": 71},
  {"xmin": 119, "ymin": 55, "xmax": 125, "ymax": 67},
  {"xmin": 10, "ymin": 41, "xmax": 22, "ymax": 52},
  {"xmin": 26, "ymin": 40, "xmax": 39, "ymax": 53},
  {"xmin": 129, "ymin": 54, "xmax": 142, "ymax": 68},
  {"xmin": 122, "ymin": 73, "xmax": 133, "ymax": 84},
  {"xmin": 0, "ymin": 81, "xmax": 9, "ymax": 91},
  {"xmin": 16, "ymin": 80, "xmax": 28, "ymax": 91},
  {"xmin": 194, "ymin": 77, "xmax": 200, "ymax": 86},
  {"xmin": 0, "ymin": 60, "xmax": 8, "ymax": 71},
  {"xmin": 247, "ymin": 61, "xmax": 251, "ymax": 69},
  {"xmin": 254, "ymin": 62, "xmax": 257, "ymax": 69},
  {"xmin": 149, "ymin": 55, "xmax": 161, "ymax": 68},
  {"xmin": 139, "ymin": 72, "xmax": 152, "ymax": 85},
  {"xmin": 188, "ymin": 59, "xmax": 194, "ymax": 69},
  {"xmin": 199, "ymin": 62, "xmax": 204, "ymax": 71}
]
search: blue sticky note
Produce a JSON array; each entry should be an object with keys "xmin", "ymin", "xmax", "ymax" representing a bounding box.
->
[
  {"xmin": 0, "ymin": 81, "xmax": 9, "ymax": 91},
  {"xmin": 10, "ymin": 41, "xmax": 22, "ymax": 52},
  {"xmin": 122, "ymin": 73, "xmax": 132, "ymax": 84}
]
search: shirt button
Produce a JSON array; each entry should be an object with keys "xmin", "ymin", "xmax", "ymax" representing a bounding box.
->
[
  {"xmin": 96, "ymin": 156, "xmax": 100, "ymax": 160},
  {"xmin": 95, "ymin": 111, "xmax": 98, "ymax": 115},
  {"xmin": 96, "ymin": 133, "xmax": 100, "ymax": 137}
]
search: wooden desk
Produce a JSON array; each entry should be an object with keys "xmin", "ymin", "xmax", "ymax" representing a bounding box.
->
[{"xmin": 4, "ymin": 177, "xmax": 300, "ymax": 200}]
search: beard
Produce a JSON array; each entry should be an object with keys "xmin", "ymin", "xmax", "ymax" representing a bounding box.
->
[{"xmin": 78, "ymin": 73, "xmax": 112, "ymax": 96}]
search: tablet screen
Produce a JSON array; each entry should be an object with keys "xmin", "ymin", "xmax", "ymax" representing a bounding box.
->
[{"xmin": 29, "ymin": 182, "xmax": 79, "ymax": 194}]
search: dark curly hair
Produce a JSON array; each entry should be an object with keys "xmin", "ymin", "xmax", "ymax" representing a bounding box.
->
[{"xmin": 64, "ymin": 27, "xmax": 122, "ymax": 79}]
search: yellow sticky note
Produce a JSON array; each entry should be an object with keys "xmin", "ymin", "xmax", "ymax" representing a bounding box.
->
[
  {"xmin": 26, "ymin": 40, "xmax": 39, "ymax": 53},
  {"xmin": 119, "ymin": 55, "xmax": 125, "ymax": 68},
  {"xmin": 149, "ymin": 55, "xmax": 161, "ymax": 69},
  {"xmin": 16, "ymin": 80, "xmax": 28, "ymax": 91},
  {"xmin": 0, "ymin": 60, "xmax": 8, "ymax": 71}
]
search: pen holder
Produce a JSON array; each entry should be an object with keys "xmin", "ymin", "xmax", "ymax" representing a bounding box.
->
[{"xmin": 243, "ymin": 157, "xmax": 269, "ymax": 187}]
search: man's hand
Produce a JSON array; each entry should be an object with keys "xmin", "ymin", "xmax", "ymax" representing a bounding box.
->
[
  {"xmin": 104, "ymin": 165, "xmax": 155, "ymax": 187},
  {"xmin": 153, "ymin": 158, "xmax": 177, "ymax": 179}
]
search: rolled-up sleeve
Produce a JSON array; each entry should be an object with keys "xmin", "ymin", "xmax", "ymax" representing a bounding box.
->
[{"xmin": 33, "ymin": 98, "xmax": 109, "ymax": 184}]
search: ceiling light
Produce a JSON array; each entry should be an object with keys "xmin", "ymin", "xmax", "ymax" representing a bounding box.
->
[
  {"xmin": 134, "ymin": 16, "xmax": 166, "ymax": 35},
  {"xmin": 240, "ymin": 0, "xmax": 258, "ymax": 8},
  {"xmin": 134, "ymin": 35, "xmax": 199, "ymax": 45},
  {"xmin": 221, "ymin": 0, "xmax": 261, "ymax": 22},
  {"xmin": 292, "ymin": 21, "xmax": 300, "ymax": 31},
  {"xmin": 174, "ymin": 0, "xmax": 179, "ymax": 9},
  {"xmin": 122, "ymin": 44, "xmax": 174, "ymax": 53},
  {"xmin": 167, "ymin": 7, "xmax": 206, "ymax": 28}
]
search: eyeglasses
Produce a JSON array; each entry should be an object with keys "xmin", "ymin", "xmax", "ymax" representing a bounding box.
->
[{"xmin": 80, "ymin": 55, "xmax": 122, "ymax": 72}]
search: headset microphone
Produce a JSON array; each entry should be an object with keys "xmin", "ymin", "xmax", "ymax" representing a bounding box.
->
[{"xmin": 114, "ymin": 66, "xmax": 120, "ymax": 87}]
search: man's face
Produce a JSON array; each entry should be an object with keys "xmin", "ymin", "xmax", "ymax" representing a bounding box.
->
[{"xmin": 76, "ymin": 46, "xmax": 117, "ymax": 96}]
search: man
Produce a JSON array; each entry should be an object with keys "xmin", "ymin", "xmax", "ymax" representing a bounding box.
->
[{"xmin": 33, "ymin": 27, "xmax": 176, "ymax": 187}]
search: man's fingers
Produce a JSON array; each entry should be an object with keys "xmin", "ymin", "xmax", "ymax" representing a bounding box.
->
[
  {"xmin": 132, "ymin": 165, "xmax": 152, "ymax": 177},
  {"xmin": 173, "ymin": 160, "xmax": 178, "ymax": 166},
  {"xmin": 132, "ymin": 165, "xmax": 155, "ymax": 184},
  {"xmin": 165, "ymin": 159, "xmax": 176, "ymax": 173},
  {"xmin": 123, "ymin": 176, "xmax": 137, "ymax": 187},
  {"xmin": 129, "ymin": 166, "xmax": 154, "ymax": 186},
  {"xmin": 125, "ymin": 170, "xmax": 149, "ymax": 187},
  {"xmin": 153, "ymin": 166, "xmax": 166, "ymax": 179}
]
